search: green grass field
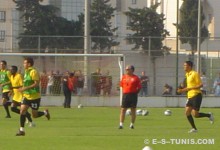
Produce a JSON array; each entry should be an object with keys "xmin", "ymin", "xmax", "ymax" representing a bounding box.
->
[{"xmin": 0, "ymin": 106, "xmax": 219, "ymax": 150}]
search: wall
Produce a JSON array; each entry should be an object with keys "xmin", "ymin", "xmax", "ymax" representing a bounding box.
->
[{"xmin": 40, "ymin": 96, "xmax": 220, "ymax": 108}]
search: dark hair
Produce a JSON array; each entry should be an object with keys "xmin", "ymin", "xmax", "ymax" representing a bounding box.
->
[
  {"xmin": 24, "ymin": 57, "xmax": 34, "ymax": 66},
  {"xmin": 1, "ymin": 60, "xmax": 7, "ymax": 65},
  {"xmin": 130, "ymin": 65, "xmax": 135, "ymax": 71},
  {"xmin": 69, "ymin": 72, "xmax": 74, "ymax": 77},
  {"xmin": 11, "ymin": 65, "xmax": 18, "ymax": 72},
  {"xmin": 185, "ymin": 61, "xmax": 193, "ymax": 68}
]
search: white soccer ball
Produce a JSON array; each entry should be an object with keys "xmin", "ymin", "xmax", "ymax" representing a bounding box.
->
[
  {"xmin": 143, "ymin": 146, "xmax": 153, "ymax": 150},
  {"xmin": 142, "ymin": 110, "xmax": 149, "ymax": 116},
  {"xmin": 126, "ymin": 109, "xmax": 131, "ymax": 115},
  {"xmin": 77, "ymin": 104, "xmax": 83, "ymax": 109},
  {"xmin": 164, "ymin": 109, "xmax": 172, "ymax": 116},
  {"xmin": 136, "ymin": 109, "xmax": 143, "ymax": 116}
]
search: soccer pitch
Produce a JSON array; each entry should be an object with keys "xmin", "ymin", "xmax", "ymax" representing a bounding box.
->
[{"xmin": 0, "ymin": 107, "xmax": 219, "ymax": 150}]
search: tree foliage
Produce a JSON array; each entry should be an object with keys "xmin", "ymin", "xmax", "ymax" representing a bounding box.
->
[
  {"xmin": 125, "ymin": 3, "xmax": 170, "ymax": 58},
  {"xmin": 177, "ymin": 0, "xmax": 209, "ymax": 52},
  {"xmin": 90, "ymin": 0, "xmax": 119, "ymax": 53},
  {"xmin": 13, "ymin": 0, "xmax": 84, "ymax": 53}
]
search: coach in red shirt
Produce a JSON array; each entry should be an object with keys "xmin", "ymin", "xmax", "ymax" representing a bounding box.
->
[{"xmin": 119, "ymin": 65, "xmax": 141, "ymax": 129}]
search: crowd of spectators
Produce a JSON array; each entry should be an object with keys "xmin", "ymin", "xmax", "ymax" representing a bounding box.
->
[{"xmin": 39, "ymin": 68, "xmax": 113, "ymax": 96}]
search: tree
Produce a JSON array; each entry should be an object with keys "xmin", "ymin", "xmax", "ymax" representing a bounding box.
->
[
  {"xmin": 177, "ymin": 0, "xmax": 209, "ymax": 57},
  {"xmin": 125, "ymin": 3, "xmax": 170, "ymax": 94},
  {"xmin": 90, "ymin": 0, "xmax": 119, "ymax": 53},
  {"xmin": 13, "ymin": 0, "xmax": 84, "ymax": 53},
  {"xmin": 125, "ymin": 3, "xmax": 170, "ymax": 57}
]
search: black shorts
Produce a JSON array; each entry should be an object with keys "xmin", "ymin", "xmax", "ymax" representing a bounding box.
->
[
  {"xmin": 186, "ymin": 93, "xmax": 202, "ymax": 111},
  {"xmin": 12, "ymin": 100, "xmax": 21, "ymax": 106},
  {"xmin": 2, "ymin": 92, "xmax": 10, "ymax": 101},
  {"xmin": 121, "ymin": 93, "xmax": 138, "ymax": 108},
  {"xmin": 21, "ymin": 97, "xmax": 41, "ymax": 110}
]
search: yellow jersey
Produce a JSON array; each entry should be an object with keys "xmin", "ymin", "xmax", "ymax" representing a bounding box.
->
[
  {"xmin": 185, "ymin": 70, "xmax": 202, "ymax": 98},
  {"xmin": 10, "ymin": 73, "xmax": 23, "ymax": 102},
  {"xmin": 23, "ymin": 67, "xmax": 41, "ymax": 100},
  {"xmin": 0, "ymin": 69, "xmax": 11, "ymax": 93}
]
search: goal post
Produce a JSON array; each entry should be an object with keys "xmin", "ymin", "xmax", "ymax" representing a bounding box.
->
[{"xmin": 0, "ymin": 53, "xmax": 125, "ymax": 105}]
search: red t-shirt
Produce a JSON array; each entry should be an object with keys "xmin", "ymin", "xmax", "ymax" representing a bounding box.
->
[{"xmin": 120, "ymin": 74, "xmax": 141, "ymax": 94}]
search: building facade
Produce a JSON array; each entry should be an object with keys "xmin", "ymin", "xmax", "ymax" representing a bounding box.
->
[
  {"xmin": 0, "ymin": 1, "xmax": 17, "ymax": 52},
  {"xmin": 0, "ymin": 0, "xmax": 220, "ymax": 53}
]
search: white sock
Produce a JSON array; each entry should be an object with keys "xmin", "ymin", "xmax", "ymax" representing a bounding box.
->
[
  {"xmin": 44, "ymin": 110, "xmax": 48, "ymax": 115},
  {"xmin": 130, "ymin": 123, "xmax": 134, "ymax": 127},
  {"xmin": 119, "ymin": 122, "xmax": 123, "ymax": 126},
  {"xmin": 20, "ymin": 127, "xmax": 24, "ymax": 131}
]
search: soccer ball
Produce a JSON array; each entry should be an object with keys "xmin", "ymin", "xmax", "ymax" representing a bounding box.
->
[
  {"xmin": 143, "ymin": 146, "xmax": 153, "ymax": 150},
  {"xmin": 164, "ymin": 109, "xmax": 172, "ymax": 116},
  {"xmin": 136, "ymin": 109, "xmax": 143, "ymax": 116},
  {"xmin": 77, "ymin": 104, "xmax": 83, "ymax": 109},
  {"xmin": 126, "ymin": 109, "xmax": 131, "ymax": 115},
  {"xmin": 142, "ymin": 110, "xmax": 149, "ymax": 116}
]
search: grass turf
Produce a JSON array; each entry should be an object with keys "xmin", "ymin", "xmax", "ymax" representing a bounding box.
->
[{"xmin": 0, "ymin": 107, "xmax": 219, "ymax": 150}]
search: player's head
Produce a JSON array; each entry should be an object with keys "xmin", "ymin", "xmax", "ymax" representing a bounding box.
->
[
  {"xmin": 184, "ymin": 61, "xmax": 193, "ymax": 72},
  {"xmin": 0, "ymin": 60, "xmax": 7, "ymax": 69},
  {"xmin": 126, "ymin": 65, "xmax": 135, "ymax": 71},
  {"xmin": 24, "ymin": 57, "xmax": 34, "ymax": 68},
  {"xmin": 10, "ymin": 65, "xmax": 18, "ymax": 75},
  {"xmin": 126, "ymin": 65, "xmax": 135, "ymax": 74},
  {"xmin": 185, "ymin": 61, "xmax": 193, "ymax": 67},
  {"xmin": 1, "ymin": 60, "xmax": 7, "ymax": 65}
]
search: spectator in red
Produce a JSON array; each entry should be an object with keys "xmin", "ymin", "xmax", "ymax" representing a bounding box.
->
[
  {"xmin": 40, "ymin": 70, "xmax": 48, "ymax": 95},
  {"xmin": 62, "ymin": 72, "xmax": 76, "ymax": 108}
]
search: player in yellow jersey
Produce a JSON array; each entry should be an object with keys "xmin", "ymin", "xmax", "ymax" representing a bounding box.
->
[
  {"xmin": 0, "ymin": 60, "xmax": 11, "ymax": 118},
  {"xmin": 16, "ymin": 57, "xmax": 50, "ymax": 136},
  {"xmin": 177, "ymin": 61, "xmax": 214, "ymax": 133},
  {"xmin": 10, "ymin": 65, "xmax": 35, "ymax": 127}
]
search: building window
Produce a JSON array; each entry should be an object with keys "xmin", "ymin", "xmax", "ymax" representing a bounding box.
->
[
  {"xmin": 0, "ymin": 11, "xmax": 6, "ymax": 22},
  {"xmin": 132, "ymin": 0, "xmax": 137, "ymax": 4},
  {"xmin": 0, "ymin": 30, "xmax": 5, "ymax": 41}
]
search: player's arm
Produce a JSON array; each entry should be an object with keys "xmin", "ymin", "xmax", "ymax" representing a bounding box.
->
[
  {"xmin": 0, "ymin": 80, "xmax": 11, "ymax": 87},
  {"xmin": 0, "ymin": 70, "xmax": 11, "ymax": 87}
]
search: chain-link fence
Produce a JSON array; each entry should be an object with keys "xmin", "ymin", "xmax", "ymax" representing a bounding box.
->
[{"xmin": 1, "ymin": 35, "xmax": 220, "ymax": 96}]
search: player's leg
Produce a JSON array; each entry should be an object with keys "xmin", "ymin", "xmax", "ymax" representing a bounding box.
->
[
  {"xmin": 30, "ymin": 98, "xmax": 50, "ymax": 120},
  {"xmin": 11, "ymin": 101, "xmax": 20, "ymax": 114},
  {"xmin": 190, "ymin": 94, "xmax": 214, "ymax": 124},
  {"xmin": 185, "ymin": 106, "xmax": 197, "ymax": 133},
  {"xmin": 119, "ymin": 94, "xmax": 129, "ymax": 129},
  {"xmin": 2, "ymin": 92, "xmax": 11, "ymax": 118},
  {"xmin": 16, "ymin": 103, "xmax": 29, "ymax": 136},
  {"xmin": 119, "ymin": 107, "xmax": 127, "ymax": 129},
  {"xmin": 25, "ymin": 111, "xmax": 36, "ymax": 127},
  {"xmin": 192, "ymin": 109, "xmax": 210, "ymax": 118},
  {"xmin": 129, "ymin": 93, "xmax": 138, "ymax": 129},
  {"xmin": 130, "ymin": 107, "xmax": 136, "ymax": 129}
]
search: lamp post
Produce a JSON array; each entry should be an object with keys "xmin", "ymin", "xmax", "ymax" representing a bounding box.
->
[
  {"xmin": 176, "ymin": 0, "xmax": 179, "ymax": 94},
  {"xmin": 196, "ymin": 0, "xmax": 201, "ymax": 73},
  {"xmin": 84, "ymin": 0, "xmax": 91, "ymax": 90}
]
